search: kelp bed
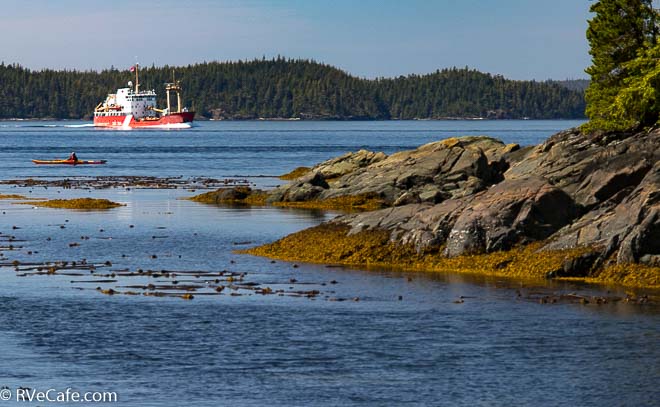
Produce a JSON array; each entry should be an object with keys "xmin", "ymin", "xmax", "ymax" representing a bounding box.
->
[
  {"xmin": 243, "ymin": 223, "xmax": 660, "ymax": 292},
  {"xmin": 0, "ymin": 176, "xmax": 254, "ymax": 190},
  {"xmin": 5, "ymin": 259, "xmax": 334, "ymax": 301}
]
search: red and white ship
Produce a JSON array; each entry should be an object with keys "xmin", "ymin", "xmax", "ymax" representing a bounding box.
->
[{"xmin": 93, "ymin": 64, "xmax": 194, "ymax": 128}]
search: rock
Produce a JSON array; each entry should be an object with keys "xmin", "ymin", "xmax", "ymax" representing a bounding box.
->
[
  {"xmin": 268, "ymin": 171, "xmax": 328, "ymax": 203},
  {"xmin": 189, "ymin": 186, "xmax": 266, "ymax": 205},
  {"xmin": 336, "ymin": 176, "xmax": 577, "ymax": 257},
  {"xmin": 313, "ymin": 149, "xmax": 387, "ymax": 179},
  {"xmin": 271, "ymin": 136, "xmax": 515, "ymax": 207},
  {"xmin": 506, "ymin": 128, "xmax": 659, "ymax": 209},
  {"xmin": 298, "ymin": 171, "xmax": 329, "ymax": 188},
  {"xmin": 542, "ymin": 160, "xmax": 660, "ymax": 265},
  {"xmin": 392, "ymin": 192, "xmax": 420, "ymax": 207},
  {"xmin": 213, "ymin": 188, "xmax": 251, "ymax": 202},
  {"xmin": 248, "ymin": 129, "xmax": 660, "ymax": 286},
  {"xmin": 443, "ymin": 177, "xmax": 577, "ymax": 257},
  {"xmin": 546, "ymin": 251, "xmax": 600, "ymax": 278}
]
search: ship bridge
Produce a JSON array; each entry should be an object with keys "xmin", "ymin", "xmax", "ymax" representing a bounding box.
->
[{"xmin": 115, "ymin": 88, "xmax": 157, "ymax": 118}]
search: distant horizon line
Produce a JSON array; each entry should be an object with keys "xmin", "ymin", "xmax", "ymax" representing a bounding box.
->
[{"xmin": 0, "ymin": 57, "xmax": 590, "ymax": 83}]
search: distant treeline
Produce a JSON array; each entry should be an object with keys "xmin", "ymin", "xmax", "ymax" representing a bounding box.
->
[{"xmin": 0, "ymin": 58, "xmax": 586, "ymax": 120}]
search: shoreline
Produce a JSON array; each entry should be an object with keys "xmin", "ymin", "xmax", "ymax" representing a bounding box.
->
[
  {"xmin": 0, "ymin": 117, "xmax": 587, "ymax": 122},
  {"xmin": 239, "ymin": 223, "xmax": 660, "ymax": 291}
]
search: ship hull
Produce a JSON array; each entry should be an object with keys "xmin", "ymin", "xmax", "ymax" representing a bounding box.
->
[{"xmin": 93, "ymin": 112, "xmax": 195, "ymax": 128}]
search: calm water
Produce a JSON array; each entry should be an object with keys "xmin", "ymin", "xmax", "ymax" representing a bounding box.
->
[
  {"xmin": 0, "ymin": 120, "xmax": 584, "ymax": 180},
  {"xmin": 0, "ymin": 120, "xmax": 658, "ymax": 407}
]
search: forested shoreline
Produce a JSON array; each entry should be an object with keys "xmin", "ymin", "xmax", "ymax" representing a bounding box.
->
[{"xmin": 0, "ymin": 58, "xmax": 586, "ymax": 120}]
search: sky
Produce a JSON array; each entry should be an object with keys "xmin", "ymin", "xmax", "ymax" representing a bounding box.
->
[{"xmin": 0, "ymin": 0, "xmax": 597, "ymax": 80}]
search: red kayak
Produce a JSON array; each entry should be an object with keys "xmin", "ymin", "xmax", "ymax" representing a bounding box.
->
[{"xmin": 32, "ymin": 159, "xmax": 107, "ymax": 165}]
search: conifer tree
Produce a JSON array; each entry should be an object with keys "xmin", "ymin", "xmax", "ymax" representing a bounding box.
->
[{"xmin": 584, "ymin": 0, "xmax": 657, "ymax": 131}]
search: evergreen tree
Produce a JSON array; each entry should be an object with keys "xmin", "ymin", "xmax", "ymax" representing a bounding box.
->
[{"xmin": 584, "ymin": 0, "xmax": 657, "ymax": 131}]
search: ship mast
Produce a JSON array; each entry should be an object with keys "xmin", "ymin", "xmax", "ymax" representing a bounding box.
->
[
  {"xmin": 134, "ymin": 63, "xmax": 140, "ymax": 93},
  {"xmin": 165, "ymin": 70, "xmax": 183, "ymax": 113}
]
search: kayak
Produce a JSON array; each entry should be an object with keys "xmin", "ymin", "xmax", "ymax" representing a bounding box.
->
[{"xmin": 32, "ymin": 159, "xmax": 107, "ymax": 165}]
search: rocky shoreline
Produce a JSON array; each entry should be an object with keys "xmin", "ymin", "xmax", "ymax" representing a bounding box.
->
[{"xmin": 194, "ymin": 127, "xmax": 659, "ymax": 288}]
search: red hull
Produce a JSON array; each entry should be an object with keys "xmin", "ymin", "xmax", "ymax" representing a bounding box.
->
[{"xmin": 94, "ymin": 112, "xmax": 195, "ymax": 128}]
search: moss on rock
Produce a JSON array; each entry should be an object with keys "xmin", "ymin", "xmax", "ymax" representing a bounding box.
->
[
  {"xmin": 20, "ymin": 198, "xmax": 124, "ymax": 210},
  {"xmin": 273, "ymin": 194, "xmax": 386, "ymax": 212},
  {"xmin": 189, "ymin": 187, "xmax": 382, "ymax": 212},
  {"xmin": 279, "ymin": 167, "xmax": 311, "ymax": 180},
  {"xmin": 188, "ymin": 187, "xmax": 268, "ymax": 206},
  {"xmin": 584, "ymin": 262, "xmax": 660, "ymax": 288}
]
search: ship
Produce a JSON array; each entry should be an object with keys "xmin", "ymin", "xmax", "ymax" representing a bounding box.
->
[{"xmin": 93, "ymin": 64, "xmax": 195, "ymax": 128}]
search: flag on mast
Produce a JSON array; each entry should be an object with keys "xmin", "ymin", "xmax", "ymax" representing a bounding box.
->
[{"xmin": 130, "ymin": 66, "xmax": 135, "ymax": 72}]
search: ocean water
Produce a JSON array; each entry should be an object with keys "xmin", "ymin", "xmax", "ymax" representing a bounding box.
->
[
  {"xmin": 0, "ymin": 119, "xmax": 584, "ymax": 180},
  {"xmin": 0, "ymin": 120, "xmax": 658, "ymax": 407}
]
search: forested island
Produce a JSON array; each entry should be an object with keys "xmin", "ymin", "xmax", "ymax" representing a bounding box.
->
[{"xmin": 0, "ymin": 59, "xmax": 585, "ymax": 120}]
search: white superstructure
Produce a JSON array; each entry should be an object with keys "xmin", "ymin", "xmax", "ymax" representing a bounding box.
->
[{"xmin": 94, "ymin": 87, "xmax": 159, "ymax": 120}]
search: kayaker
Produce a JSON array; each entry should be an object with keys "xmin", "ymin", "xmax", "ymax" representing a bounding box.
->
[{"xmin": 68, "ymin": 152, "xmax": 78, "ymax": 161}]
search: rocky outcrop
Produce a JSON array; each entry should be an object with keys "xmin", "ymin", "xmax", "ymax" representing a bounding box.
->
[
  {"xmin": 250, "ymin": 128, "xmax": 660, "ymax": 284},
  {"xmin": 268, "ymin": 136, "xmax": 520, "ymax": 206}
]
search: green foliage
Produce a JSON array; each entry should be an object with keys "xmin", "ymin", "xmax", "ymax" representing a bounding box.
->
[
  {"xmin": 607, "ymin": 42, "xmax": 660, "ymax": 130},
  {"xmin": 0, "ymin": 59, "xmax": 586, "ymax": 120},
  {"xmin": 583, "ymin": 0, "xmax": 658, "ymax": 132}
]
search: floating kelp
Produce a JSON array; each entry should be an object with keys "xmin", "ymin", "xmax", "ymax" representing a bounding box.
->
[{"xmin": 0, "ymin": 175, "xmax": 252, "ymax": 190}]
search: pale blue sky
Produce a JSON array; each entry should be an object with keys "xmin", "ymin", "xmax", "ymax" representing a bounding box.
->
[{"xmin": 1, "ymin": 0, "xmax": 596, "ymax": 79}]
